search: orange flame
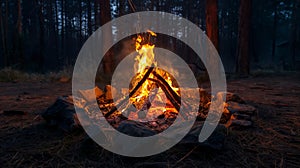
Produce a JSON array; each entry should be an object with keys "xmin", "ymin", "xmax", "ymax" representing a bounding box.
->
[
  {"xmin": 130, "ymin": 30, "xmax": 180, "ymax": 119},
  {"xmin": 134, "ymin": 31, "xmax": 157, "ymax": 73}
]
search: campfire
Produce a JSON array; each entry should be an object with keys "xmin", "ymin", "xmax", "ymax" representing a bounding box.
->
[
  {"xmin": 81, "ymin": 30, "xmax": 252, "ymax": 132},
  {"xmin": 43, "ymin": 30, "xmax": 256, "ymax": 143},
  {"xmin": 105, "ymin": 30, "xmax": 187, "ymax": 123}
]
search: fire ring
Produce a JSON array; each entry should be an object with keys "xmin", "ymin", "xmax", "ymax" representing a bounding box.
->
[{"xmin": 72, "ymin": 11, "xmax": 226, "ymax": 157}]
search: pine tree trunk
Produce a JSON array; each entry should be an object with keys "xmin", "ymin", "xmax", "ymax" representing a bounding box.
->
[
  {"xmin": 64, "ymin": 1, "xmax": 70, "ymax": 65},
  {"xmin": 0, "ymin": 0, "xmax": 8, "ymax": 67},
  {"xmin": 17, "ymin": 0, "xmax": 22, "ymax": 37},
  {"xmin": 94, "ymin": 0, "xmax": 100, "ymax": 29},
  {"xmin": 99, "ymin": 0, "xmax": 111, "ymax": 26},
  {"xmin": 99, "ymin": 0, "xmax": 113, "ymax": 74},
  {"xmin": 205, "ymin": 0, "xmax": 219, "ymax": 51},
  {"xmin": 119, "ymin": 0, "xmax": 125, "ymax": 16},
  {"xmin": 290, "ymin": 0, "xmax": 299, "ymax": 70},
  {"xmin": 236, "ymin": 0, "xmax": 252, "ymax": 76},
  {"xmin": 79, "ymin": 1, "xmax": 82, "ymax": 43},
  {"xmin": 61, "ymin": 0, "xmax": 65, "ymax": 66},
  {"xmin": 205, "ymin": 0, "xmax": 219, "ymax": 76},
  {"xmin": 271, "ymin": 1, "xmax": 278, "ymax": 63},
  {"xmin": 16, "ymin": 0, "xmax": 24, "ymax": 69},
  {"xmin": 87, "ymin": 0, "xmax": 92, "ymax": 35},
  {"xmin": 54, "ymin": 0, "xmax": 60, "ymax": 66},
  {"xmin": 38, "ymin": 0, "xmax": 44, "ymax": 71}
]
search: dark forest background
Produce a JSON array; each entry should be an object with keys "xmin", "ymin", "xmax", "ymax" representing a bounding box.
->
[{"xmin": 0, "ymin": 0, "xmax": 299, "ymax": 75}]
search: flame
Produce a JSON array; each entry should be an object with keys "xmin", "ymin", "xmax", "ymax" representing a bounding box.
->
[
  {"xmin": 129, "ymin": 30, "xmax": 180, "ymax": 120},
  {"xmin": 147, "ymin": 30, "xmax": 157, "ymax": 37},
  {"xmin": 124, "ymin": 32, "xmax": 228, "ymax": 122},
  {"xmin": 130, "ymin": 31, "xmax": 158, "ymax": 110},
  {"xmin": 134, "ymin": 31, "xmax": 179, "ymax": 92},
  {"xmin": 134, "ymin": 31, "xmax": 157, "ymax": 73}
]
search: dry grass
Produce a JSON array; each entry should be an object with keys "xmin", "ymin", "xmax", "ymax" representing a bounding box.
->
[{"xmin": 0, "ymin": 67, "xmax": 73, "ymax": 82}]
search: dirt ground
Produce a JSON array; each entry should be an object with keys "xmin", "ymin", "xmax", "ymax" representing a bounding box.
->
[{"xmin": 0, "ymin": 73, "xmax": 300, "ymax": 167}]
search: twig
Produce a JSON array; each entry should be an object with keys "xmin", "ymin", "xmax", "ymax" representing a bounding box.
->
[
  {"xmin": 128, "ymin": 0, "xmax": 136, "ymax": 12},
  {"xmin": 172, "ymin": 145, "xmax": 200, "ymax": 167}
]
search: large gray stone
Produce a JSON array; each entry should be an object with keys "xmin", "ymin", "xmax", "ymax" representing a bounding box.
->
[
  {"xmin": 78, "ymin": 86, "xmax": 104, "ymax": 102},
  {"xmin": 180, "ymin": 121, "xmax": 226, "ymax": 150},
  {"xmin": 227, "ymin": 101, "xmax": 256, "ymax": 115},
  {"xmin": 42, "ymin": 96, "xmax": 78, "ymax": 132},
  {"xmin": 226, "ymin": 92, "xmax": 245, "ymax": 104},
  {"xmin": 230, "ymin": 120, "xmax": 252, "ymax": 127},
  {"xmin": 117, "ymin": 120, "xmax": 156, "ymax": 137}
]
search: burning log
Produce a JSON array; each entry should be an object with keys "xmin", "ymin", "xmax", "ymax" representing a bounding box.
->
[
  {"xmin": 104, "ymin": 67, "xmax": 189, "ymax": 120},
  {"xmin": 147, "ymin": 78, "xmax": 180, "ymax": 110},
  {"xmin": 136, "ymin": 86, "xmax": 159, "ymax": 119},
  {"xmin": 147, "ymin": 78, "xmax": 187, "ymax": 120},
  {"xmin": 129, "ymin": 67, "xmax": 155, "ymax": 97},
  {"xmin": 104, "ymin": 67, "xmax": 154, "ymax": 118},
  {"xmin": 151, "ymin": 71, "xmax": 181, "ymax": 103},
  {"xmin": 151, "ymin": 70, "xmax": 193, "ymax": 111}
]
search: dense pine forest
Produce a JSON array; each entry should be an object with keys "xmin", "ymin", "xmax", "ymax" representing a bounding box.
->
[
  {"xmin": 0, "ymin": 0, "xmax": 299, "ymax": 74},
  {"xmin": 1, "ymin": 1, "xmax": 300, "ymax": 167}
]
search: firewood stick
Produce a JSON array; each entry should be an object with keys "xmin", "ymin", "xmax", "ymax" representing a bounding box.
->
[
  {"xmin": 104, "ymin": 96, "xmax": 128, "ymax": 118},
  {"xmin": 151, "ymin": 71, "xmax": 181, "ymax": 102},
  {"xmin": 148, "ymin": 78, "xmax": 188, "ymax": 120},
  {"xmin": 151, "ymin": 71, "xmax": 192, "ymax": 111},
  {"xmin": 129, "ymin": 66, "xmax": 154, "ymax": 97},
  {"xmin": 147, "ymin": 78, "xmax": 180, "ymax": 107},
  {"xmin": 135, "ymin": 84, "xmax": 159, "ymax": 119},
  {"xmin": 104, "ymin": 67, "xmax": 155, "ymax": 118}
]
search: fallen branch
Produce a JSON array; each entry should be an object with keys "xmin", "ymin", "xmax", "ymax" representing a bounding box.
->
[{"xmin": 172, "ymin": 145, "xmax": 200, "ymax": 167}]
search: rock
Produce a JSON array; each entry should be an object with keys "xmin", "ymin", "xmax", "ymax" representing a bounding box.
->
[
  {"xmin": 226, "ymin": 92, "xmax": 245, "ymax": 104},
  {"xmin": 84, "ymin": 103, "xmax": 103, "ymax": 120},
  {"xmin": 59, "ymin": 76, "xmax": 70, "ymax": 83},
  {"xmin": 181, "ymin": 121, "xmax": 226, "ymax": 150},
  {"xmin": 150, "ymin": 121, "xmax": 158, "ymax": 127},
  {"xmin": 23, "ymin": 91, "xmax": 30, "ymax": 95},
  {"xmin": 3, "ymin": 110, "xmax": 27, "ymax": 116},
  {"xmin": 105, "ymin": 85, "xmax": 118, "ymax": 100},
  {"xmin": 227, "ymin": 101, "xmax": 256, "ymax": 115},
  {"xmin": 72, "ymin": 96, "xmax": 87, "ymax": 109},
  {"xmin": 117, "ymin": 120, "xmax": 156, "ymax": 137},
  {"xmin": 157, "ymin": 113, "xmax": 165, "ymax": 119},
  {"xmin": 121, "ymin": 88, "xmax": 129, "ymax": 96},
  {"xmin": 232, "ymin": 113, "xmax": 251, "ymax": 120},
  {"xmin": 137, "ymin": 110, "xmax": 147, "ymax": 119},
  {"xmin": 78, "ymin": 86, "xmax": 104, "ymax": 102},
  {"xmin": 199, "ymin": 88, "xmax": 210, "ymax": 105},
  {"xmin": 275, "ymin": 127, "xmax": 297, "ymax": 136},
  {"xmin": 42, "ymin": 96, "xmax": 78, "ymax": 132},
  {"xmin": 159, "ymin": 124, "xmax": 169, "ymax": 131},
  {"xmin": 16, "ymin": 95, "xmax": 23, "ymax": 101},
  {"xmin": 230, "ymin": 119, "xmax": 252, "ymax": 127},
  {"xmin": 156, "ymin": 118, "xmax": 166, "ymax": 125}
]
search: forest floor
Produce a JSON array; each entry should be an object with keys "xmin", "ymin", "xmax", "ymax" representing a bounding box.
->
[{"xmin": 0, "ymin": 72, "xmax": 300, "ymax": 167}]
